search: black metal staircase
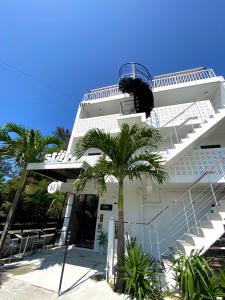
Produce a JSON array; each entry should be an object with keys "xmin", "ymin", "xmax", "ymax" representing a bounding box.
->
[{"xmin": 118, "ymin": 63, "xmax": 154, "ymax": 118}]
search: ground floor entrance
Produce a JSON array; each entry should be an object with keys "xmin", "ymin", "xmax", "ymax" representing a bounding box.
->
[{"xmin": 69, "ymin": 194, "xmax": 99, "ymax": 249}]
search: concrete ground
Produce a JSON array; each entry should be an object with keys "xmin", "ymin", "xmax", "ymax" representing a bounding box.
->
[{"xmin": 0, "ymin": 246, "xmax": 125, "ymax": 300}]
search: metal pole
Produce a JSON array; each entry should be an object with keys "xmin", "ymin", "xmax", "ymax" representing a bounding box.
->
[
  {"xmin": 210, "ymin": 183, "xmax": 218, "ymax": 207},
  {"xmin": 189, "ymin": 189, "xmax": 199, "ymax": 235},
  {"xmin": 155, "ymin": 220, "xmax": 161, "ymax": 261},
  {"xmin": 58, "ymin": 229, "xmax": 70, "ymax": 297},
  {"xmin": 183, "ymin": 197, "xmax": 190, "ymax": 232}
]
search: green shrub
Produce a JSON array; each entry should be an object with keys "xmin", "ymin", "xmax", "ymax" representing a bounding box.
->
[
  {"xmin": 172, "ymin": 250, "xmax": 215, "ymax": 300},
  {"xmin": 122, "ymin": 242, "xmax": 160, "ymax": 299}
]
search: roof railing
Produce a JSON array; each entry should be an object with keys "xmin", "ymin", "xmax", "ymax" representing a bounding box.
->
[{"xmin": 82, "ymin": 68, "xmax": 217, "ymax": 101}]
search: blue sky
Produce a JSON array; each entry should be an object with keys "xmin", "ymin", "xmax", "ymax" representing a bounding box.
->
[{"xmin": 1, "ymin": 0, "xmax": 225, "ymax": 135}]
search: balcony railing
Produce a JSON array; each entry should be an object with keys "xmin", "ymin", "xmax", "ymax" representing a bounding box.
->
[
  {"xmin": 82, "ymin": 67, "xmax": 216, "ymax": 101},
  {"xmin": 83, "ymin": 85, "xmax": 123, "ymax": 101},
  {"xmin": 154, "ymin": 67, "xmax": 216, "ymax": 88}
]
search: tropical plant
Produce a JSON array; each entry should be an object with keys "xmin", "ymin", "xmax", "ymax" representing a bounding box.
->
[
  {"xmin": 97, "ymin": 231, "xmax": 108, "ymax": 247},
  {"xmin": 53, "ymin": 126, "xmax": 70, "ymax": 149},
  {"xmin": 0, "ymin": 122, "xmax": 62, "ymax": 254},
  {"xmin": 172, "ymin": 250, "xmax": 216, "ymax": 300},
  {"xmin": 206, "ymin": 268, "xmax": 225, "ymax": 299},
  {"xmin": 74, "ymin": 123, "xmax": 166, "ymax": 291},
  {"xmin": 122, "ymin": 240, "xmax": 160, "ymax": 299}
]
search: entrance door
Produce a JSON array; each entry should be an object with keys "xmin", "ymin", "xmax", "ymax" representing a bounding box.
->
[{"xmin": 69, "ymin": 194, "xmax": 99, "ymax": 249}]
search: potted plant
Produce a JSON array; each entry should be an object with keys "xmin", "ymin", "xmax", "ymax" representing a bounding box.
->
[{"xmin": 97, "ymin": 231, "xmax": 107, "ymax": 255}]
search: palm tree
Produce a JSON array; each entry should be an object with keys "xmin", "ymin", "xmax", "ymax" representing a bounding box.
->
[
  {"xmin": 0, "ymin": 122, "xmax": 62, "ymax": 254},
  {"xmin": 75, "ymin": 123, "xmax": 167, "ymax": 291},
  {"xmin": 53, "ymin": 126, "xmax": 71, "ymax": 149}
]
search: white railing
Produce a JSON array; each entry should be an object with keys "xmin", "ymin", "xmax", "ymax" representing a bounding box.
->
[
  {"xmin": 147, "ymin": 156, "xmax": 225, "ymax": 259},
  {"xmin": 83, "ymin": 68, "xmax": 216, "ymax": 101},
  {"xmin": 154, "ymin": 98, "xmax": 216, "ymax": 153},
  {"xmin": 83, "ymin": 85, "xmax": 123, "ymax": 101},
  {"xmin": 168, "ymin": 148, "xmax": 225, "ymax": 178},
  {"xmin": 154, "ymin": 67, "xmax": 216, "ymax": 88}
]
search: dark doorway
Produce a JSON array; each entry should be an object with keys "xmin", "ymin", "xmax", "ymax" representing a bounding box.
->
[{"xmin": 69, "ymin": 194, "xmax": 99, "ymax": 249}]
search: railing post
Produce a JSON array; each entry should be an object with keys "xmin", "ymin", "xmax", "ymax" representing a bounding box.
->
[
  {"xmin": 189, "ymin": 189, "xmax": 199, "ymax": 235},
  {"xmin": 155, "ymin": 220, "xmax": 161, "ymax": 261},
  {"xmin": 106, "ymin": 218, "xmax": 115, "ymax": 282},
  {"xmin": 149, "ymin": 223, "xmax": 153, "ymax": 254},
  {"xmin": 173, "ymin": 119, "xmax": 179, "ymax": 143},
  {"xmin": 210, "ymin": 183, "xmax": 218, "ymax": 207},
  {"xmin": 195, "ymin": 101, "xmax": 204, "ymax": 123},
  {"xmin": 169, "ymin": 132, "xmax": 173, "ymax": 148},
  {"xmin": 183, "ymin": 197, "xmax": 190, "ymax": 232}
]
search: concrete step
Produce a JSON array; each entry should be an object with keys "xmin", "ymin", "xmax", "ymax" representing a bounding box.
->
[
  {"xmin": 206, "ymin": 211, "xmax": 223, "ymax": 221},
  {"xmin": 191, "ymin": 226, "xmax": 214, "ymax": 238},
  {"xmin": 177, "ymin": 239, "xmax": 196, "ymax": 256},
  {"xmin": 183, "ymin": 233, "xmax": 205, "ymax": 248}
]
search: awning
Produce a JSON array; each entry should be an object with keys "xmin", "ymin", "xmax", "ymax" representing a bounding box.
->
[{"xmin": 27, "ymin": 161, "xmax": 89, "ymax": 182}]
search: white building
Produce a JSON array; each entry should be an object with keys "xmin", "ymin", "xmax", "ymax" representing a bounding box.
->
[{"xmin": 28, "ymin": 64, "xmax": 225, "ymax": 271}]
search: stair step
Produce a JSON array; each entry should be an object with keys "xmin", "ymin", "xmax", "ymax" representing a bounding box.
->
[
  {"xmin": 191, "ymin": 226, "xmax": 217, "ymax": 238},
  {"xmin": 177, "ymin": 239, "xmax": 196, "ymax": 256},
  {"xmin": 183, "ymin": 233, "xmax": 205, "ymax": 247},
  {"xmin": 199, "ymin": 219, "xmax": 214, "ymax": 229},
  {"xmin": 206, "ymin": 212, "xmax": 223, "ymax": 221}
]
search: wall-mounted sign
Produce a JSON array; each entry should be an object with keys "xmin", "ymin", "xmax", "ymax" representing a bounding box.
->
[
  {"xmin": 45, "ymin": 151, "xmax": 77, "ymax": 164},
  {"xmin": 100, "ymin": 204, "xmax": 113, "ymax": 211},
  {"xmin": 47, "ymin": 182, "xmax": 59, "ymax": 194}
]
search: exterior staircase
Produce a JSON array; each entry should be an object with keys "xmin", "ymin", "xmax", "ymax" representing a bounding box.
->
[
  {"xmin": 147, "ymin": 155, "xmax": 225, "ymax": 260},
  {"xmin": 163, "ymin": 107, "xmax": 225, "ymax": 165},
  {"xmin": 204, "ymin": 231, "xmax": 225, "ymax": 270},
  {"xmin": 149, "ymin": 102, "xmax": 225, "ymax": 165},
  {"xmin": 177, "ymin": 200, "xmax": 225, "ymax": 256}
]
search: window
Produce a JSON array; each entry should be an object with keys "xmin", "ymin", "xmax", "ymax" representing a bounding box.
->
[{"xmin": 200, "ymin": 145, "xmax": 221, "ymax": 149}]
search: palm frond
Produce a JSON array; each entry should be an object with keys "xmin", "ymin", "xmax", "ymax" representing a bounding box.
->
[
  {"xmin": 2, "ymin": 122, "xmax": 26, "ymax": 137},
  {"xmin": 75, "ymin": 129, "xmax": 117, "ymax": 159},
  {"xmin": 128, "ymin": 153, "xmax": 167, "ymax": 183},
  {"xmin": 75, "ymin": 156, "xmax": 114, "ymax": 194}
]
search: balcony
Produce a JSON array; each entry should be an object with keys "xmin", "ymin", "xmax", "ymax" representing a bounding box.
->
[{"xmin": 82, "ymin": 67, "xmax": 216, "ymax": 102}]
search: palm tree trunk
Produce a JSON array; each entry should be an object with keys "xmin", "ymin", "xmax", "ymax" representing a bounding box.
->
[
  {"xmin": 0, "ymin": 170, "xmax": 29, "ymax": 257},
  {"xmin": 115, "ymin": 179, "xmax": 125, "ymax": 292}
]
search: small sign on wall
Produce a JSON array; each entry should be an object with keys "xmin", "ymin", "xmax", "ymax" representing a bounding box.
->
[{"xmin": 100, "ymin": 204, "xmax": 113, "ymax": 211}]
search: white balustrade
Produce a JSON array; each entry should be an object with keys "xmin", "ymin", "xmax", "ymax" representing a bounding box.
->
[
  {"xmin": 154, "ymin": 68, "xmax": 216, "ymax": 88},
  {"xmin": 82, "ymin": 68, "xmax": 216, "ymax": 101},
  {"xmin": 83, "ymin": 85, "xmax": 122, "ymax": 101}
]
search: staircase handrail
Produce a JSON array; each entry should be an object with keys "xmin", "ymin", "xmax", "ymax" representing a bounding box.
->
[
  {"xmin": 159, "ymin": 84, "xmax": 219, "ymax": 128},
  {"xmin": 146, "ymin": 155, "xmax": 225, "ymax": 226},
  {"xmin": 160, "ymin": 99, "xmax": 202, "ymax": 128}
]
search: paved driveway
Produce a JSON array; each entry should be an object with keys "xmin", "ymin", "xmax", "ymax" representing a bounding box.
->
[{"xmin": 0, "ymin": 247, "xmax": 125, "ymax": 300}]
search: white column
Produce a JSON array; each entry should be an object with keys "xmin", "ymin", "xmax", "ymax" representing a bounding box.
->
[{"xmin": 59, "ymin": 194, "xmax": 74, "ymax": 246}]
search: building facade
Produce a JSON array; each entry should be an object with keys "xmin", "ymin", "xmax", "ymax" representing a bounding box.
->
[{"xmin": 28, "ymin": 65, "xmax": 225, "ymax": 267}]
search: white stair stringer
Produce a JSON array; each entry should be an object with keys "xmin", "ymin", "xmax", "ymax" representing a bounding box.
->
[
  {"xmin": 176, "ymin": 201, "xmax": 225, "ymax": 256},
  {"xmin": 161, "ymin": 107, "xmax": 225, "ymax": 165}
]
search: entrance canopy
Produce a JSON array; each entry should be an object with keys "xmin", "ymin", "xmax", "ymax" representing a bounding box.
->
[
  {"xmin": 27, "ymin": 152, "xmax": 99, "ymax": 182},
  {"xmin": 27, "ymin": 160, "xmax": 89, "ymax": 182}
]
